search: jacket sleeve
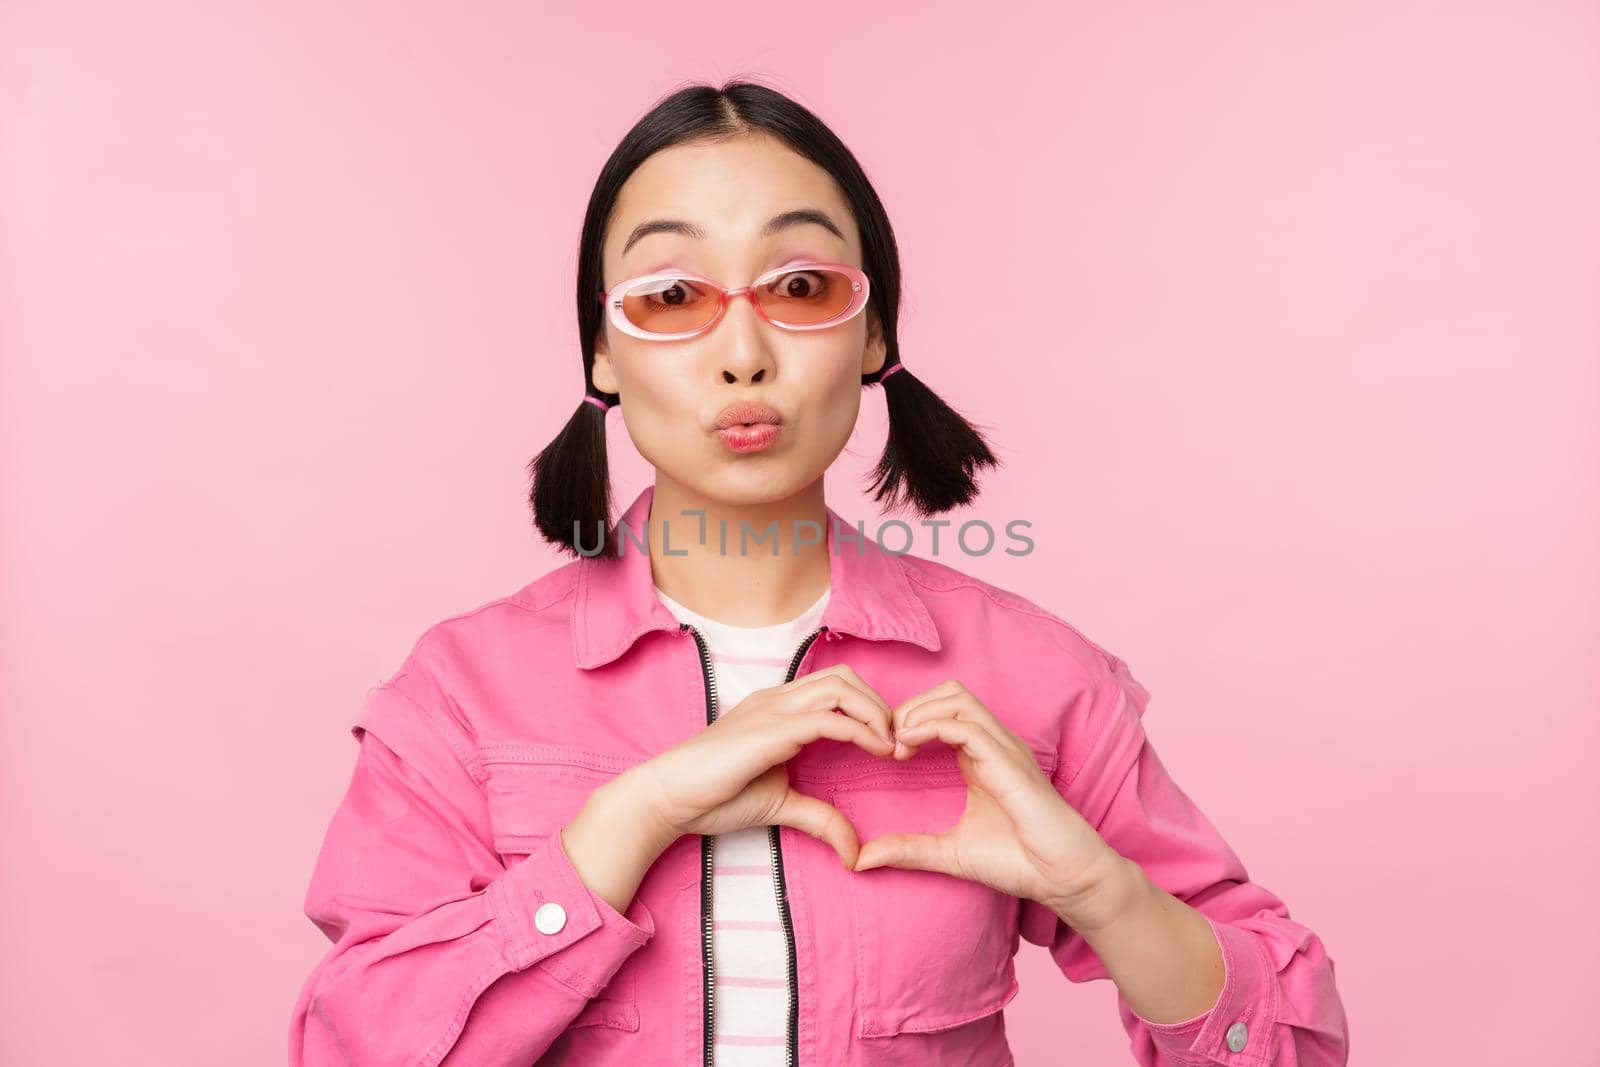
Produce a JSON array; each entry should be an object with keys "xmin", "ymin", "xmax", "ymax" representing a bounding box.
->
[
  {"xmin": 288, "ymin": 676, "xmax": 656, "ymax": 1067},
  {"xmin": 1018, "ymin": 650, "xmax": 1349, "ymax": 1066}
]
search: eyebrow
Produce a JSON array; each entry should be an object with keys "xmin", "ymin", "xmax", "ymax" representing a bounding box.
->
[{"xmin": 620, "ymin": 207, "xmax": 845, "ymax": 257}]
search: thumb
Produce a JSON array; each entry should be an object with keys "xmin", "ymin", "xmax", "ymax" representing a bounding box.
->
[
  {"xmin": 773, "ymin": 789, "xmax": 861, "ymax": 870},
  {"xmin": 854, "ymin": 832, "xmax": 947, "ymax": 874}
]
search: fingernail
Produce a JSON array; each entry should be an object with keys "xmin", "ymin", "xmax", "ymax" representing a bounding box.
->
[{"xmin": 894, "ymin": 741, "xmax": 907, "ymax": 758}]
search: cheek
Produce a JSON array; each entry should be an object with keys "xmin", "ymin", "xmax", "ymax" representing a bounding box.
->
[
  {"xmin": 610, "ymin": 355, "xmax": 701, "ymax": 455},
  {"xmin": 810, "ymin": 337, "xmax": 868, "ymax": 405},
  {"xmin": 796, "ymin": 350, "xmax": 866, "ymax": 449}
]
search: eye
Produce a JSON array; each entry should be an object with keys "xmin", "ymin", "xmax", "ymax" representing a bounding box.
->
[
  {"xmin": 635, "ymin": 278, "xmax": 710, "ymax": 311},
  {"xmin": 766, "ymin": 270, "xmax": 831, "ymax": 301}
]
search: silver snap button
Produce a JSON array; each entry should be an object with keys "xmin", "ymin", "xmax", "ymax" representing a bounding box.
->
[
  {"xmin": 534, "ymin": 901, "xmax": 567, "ymax": 935},
  {"xmin": 1225, "ymin": 1020, "xmax": 1249, "ymax": 1052}
]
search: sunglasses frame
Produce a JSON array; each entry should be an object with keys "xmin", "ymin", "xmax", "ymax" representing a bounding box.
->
[{"xmin": 597, "ymin": 261, "xmax": 871, "ymax": 341}]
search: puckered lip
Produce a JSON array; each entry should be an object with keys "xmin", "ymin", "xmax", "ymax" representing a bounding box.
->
[{"xmin": 713, "ymin": 401, "xmax": 784, "ymax": 430}]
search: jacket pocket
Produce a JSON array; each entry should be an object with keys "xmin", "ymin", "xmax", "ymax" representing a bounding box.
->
[
  {"xmin": 481, "ymin": 750, "xmax": 642, "ymax": 1032},
  {"xmin": 829, "ymin": 761, "xmax": 1024, "ymax": 1039}
]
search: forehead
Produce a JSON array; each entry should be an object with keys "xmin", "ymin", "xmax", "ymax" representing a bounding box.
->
[{"xmin": 606, "ymin": 135, "xmax": 860, "ymax": 269}]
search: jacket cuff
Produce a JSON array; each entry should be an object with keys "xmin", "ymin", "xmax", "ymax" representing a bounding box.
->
[
  {"xmin": 1129, "ymin": 915, "xmax": 1279, "ymax": 1066},
  {"xmin": 488, "ymin": 830, "xmax": 655, "ymax": 998}
]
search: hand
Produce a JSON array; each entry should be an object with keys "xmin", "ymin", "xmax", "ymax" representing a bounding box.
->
[
  {"xmin": 854, "ymin": 679, "xmax": 1138, "ymax": 933},
  {"xmin": 626, "ymin": 664, "xmax": 899, "ymax": 868}
]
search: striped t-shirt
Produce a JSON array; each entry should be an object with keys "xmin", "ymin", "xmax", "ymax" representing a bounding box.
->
[{"xmin": 653, "ymin": 583, "xmax": 831, "ymax": 1066}]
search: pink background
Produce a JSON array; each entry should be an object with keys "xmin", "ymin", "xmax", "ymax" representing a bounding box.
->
[{"xmin": 3, "ymin": 3, "xmax": 1596, "ymax": 1063}]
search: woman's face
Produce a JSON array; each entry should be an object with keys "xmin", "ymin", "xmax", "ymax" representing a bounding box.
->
[{"xmin": 592, "ymin": 133, "xmax": 886, "ymax": 508}]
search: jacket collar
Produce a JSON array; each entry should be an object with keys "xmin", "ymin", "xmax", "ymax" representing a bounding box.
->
[{"xmin": 571, "ymin": 483, "xmax": 941, "ymax": 669}]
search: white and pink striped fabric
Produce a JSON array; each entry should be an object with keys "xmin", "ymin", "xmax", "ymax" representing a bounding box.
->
[{"xmin": 653, "ymin": 583, "xmax": 831, "ymax": 1066}]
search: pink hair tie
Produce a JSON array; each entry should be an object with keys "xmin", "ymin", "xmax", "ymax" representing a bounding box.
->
[
  {"xmin": 879, "ymin": 362, "xmax": 906, "ymax": 382},
  {"xmin": 583, "ymin": 395, "xmax": 612, "ymax": 411}
]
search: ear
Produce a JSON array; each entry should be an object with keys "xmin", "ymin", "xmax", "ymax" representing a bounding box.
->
[
  {"xmin": 591, "ymin": 328, "xmax": 619, "ymax": 395},
  {"xmin": 861, "ymin": 305, "xmax": 887, "ymax": 377}
]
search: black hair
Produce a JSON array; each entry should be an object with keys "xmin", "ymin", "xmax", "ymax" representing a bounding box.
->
[{"xmin": 529, "ymin": 78, "xmax": 1000, "ymax": 559}]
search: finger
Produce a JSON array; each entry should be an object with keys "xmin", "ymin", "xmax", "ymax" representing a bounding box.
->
[
  {"xmin": 779, "ymin": 706, "xmax": 898, "ymax": 760},
  {"xmin": 898, "ymin": 691, "xmax": 1028, "ymax": 760},
  {"xmin": 812, "ymin": 663, "xmax": 891, "ymax": 711},
  {"xmin": 854, "ymin": 831, "xmax": 950, "ymax": 874},
  {"xmin": 891, "ymin": 715, "xmax": 1015, "ymax": 778},
  {"xmin": 774, "ymin": 675, "xmax": 896, "ymax": 747},
  {"xmin": 896, "ymin": 716, "xmax": 1043, "ymax": 799},
  {"xmin": 889, "ymin": 680, "xmax": 968, "ymax": 756},
  {"xmin": 890, "ymin": 679, "xmax": 962, "ymax": 732},
  {"xmin": 783, "ymin": 664, "xmax": 893, "ymax": 729},
  {"xmin": 773, "ymin": 789, "xmax": 862, "ymax": 869},
  {"xmin": 717, "ymin": 664, "xmax": 880, "ymax": 724}
]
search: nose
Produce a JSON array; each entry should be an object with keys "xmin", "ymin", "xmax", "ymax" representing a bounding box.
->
[{"xmin": 714, "ymin": 290, "xmax": 776, "ymax": 384}]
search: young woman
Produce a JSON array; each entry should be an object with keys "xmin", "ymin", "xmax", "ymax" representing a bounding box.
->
[{"xmin": 289, "ymin": 81, "xmax": 1348, "ymax": 1066}]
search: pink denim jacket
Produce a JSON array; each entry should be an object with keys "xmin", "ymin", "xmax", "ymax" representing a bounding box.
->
[{"xmin": 289, "ymin": 485, "xmax": 1348, "ymax": 1066}]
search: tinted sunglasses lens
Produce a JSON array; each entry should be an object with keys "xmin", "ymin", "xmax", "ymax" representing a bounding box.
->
[
  {"xmin": 757, "ymin": 267, "xmax": 858, "ymax": 326},
  {"xmin": 619, "ymin": 277, "xmax": 720, "ymax": 336},
  {"xmin": 617, "ymin": 268, "xmax": 861, "ymax": 336}
]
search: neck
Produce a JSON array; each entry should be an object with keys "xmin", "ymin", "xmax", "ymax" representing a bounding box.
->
[{"xmin": 643, "ymin": 476, "xmax": 831, "ymax": 628}]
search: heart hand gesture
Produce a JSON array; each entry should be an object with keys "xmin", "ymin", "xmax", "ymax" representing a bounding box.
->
[{"xmin": 855, "ymin": 679, "xmax": 1137, "ymax": 933}]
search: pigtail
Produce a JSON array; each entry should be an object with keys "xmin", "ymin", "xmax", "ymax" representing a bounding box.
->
[
  {"xmin": 863, "ymin": 357, "xmax": 1001, "ymax": 514},
  {"xmin": 528, "ymin": 392, "xmax": 620, "ymax": 559}
]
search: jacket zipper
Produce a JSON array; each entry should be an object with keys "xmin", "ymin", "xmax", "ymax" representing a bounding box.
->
[{"xmin": 687, "ymin": 621, "xmax": 829, "ymax": 1067}]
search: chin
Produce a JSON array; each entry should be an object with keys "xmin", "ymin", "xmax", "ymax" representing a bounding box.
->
[{"xmin": 708, "ymin": 468, "xmax": 813, "ymax": 505}]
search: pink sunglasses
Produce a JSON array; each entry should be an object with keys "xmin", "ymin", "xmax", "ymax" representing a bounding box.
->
[{"xmin": 598, "ymin": 261, "xmax": 871, "ymax": 341}]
